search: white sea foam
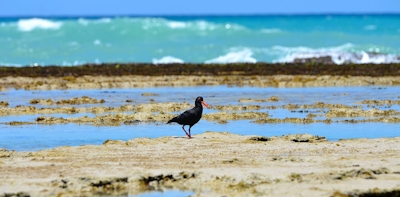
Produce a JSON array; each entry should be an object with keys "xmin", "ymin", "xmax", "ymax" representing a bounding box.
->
[
  {"xmin": 167, "ymin": 21, "xmax": 186, "ymax": 29},
  {"xmin": 205, "ymin": 48, "xmax": 257, "ymax": 64},
  {"xmin": 17, "ymin": 18, "xmax": 62, "ymax": 32},
  {"xmin": 61, "ymin": 61, "xmax": 87, "ymax": 66},
  {"xmin": 95, "ymin": 18, "xmax": 112, "ymax": 23},
  {"xmin": 78, "ymin": 18, "xmax": 89, "ymax": 26},
  {"xmin": 358, "ymin": 51, "xmax": 400, "ymax": 64},
  {"xmin": 0, "ymin": 62, "xmax": 23, "ymax": 67},
  {"xmin": 78, "ymin": 18, "xmax": 112, "ymax": 26},
  {"xmin": 152, "ymin": 56, "xmax": 184, "ymax": 64},
  {"xmin": 273, "ymin": 43, "xmax": 355, "ymax": 54},
  {"xmin": 93, "ymin": 39, "xmax": 101, "ymax": 45},
  {"xmin": 140, "ymin": 18, "xmax": 244, "ymax": 31},
  {"xmin": 196, "ymin": 21, "xmax": 217, "ymax": 31},
  {"xmin": 364, "ymin": 25, "xmax": 376, "ymax": 31},
  {"xmin": 261, "ymin": 28, "xmax": 282, "ymax": 34},
  {"xmin": 273, "ymin": 44, "xmax": 400, "ymax": 64}
]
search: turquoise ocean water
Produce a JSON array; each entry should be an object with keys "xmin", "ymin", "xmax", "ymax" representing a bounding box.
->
[{"xmin": 1, "ymin": 14, "xmax": 400, "ymax": 66}]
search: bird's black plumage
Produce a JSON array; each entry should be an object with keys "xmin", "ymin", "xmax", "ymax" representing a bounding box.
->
[{"xmin": 167, "ymin": 96, "xmax": 208, "ymax": 138}]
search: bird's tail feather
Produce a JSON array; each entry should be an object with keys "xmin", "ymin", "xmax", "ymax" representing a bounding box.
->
[{"xmin": 167, "ymin": 117, "xmax": 177, "ymax": 124}]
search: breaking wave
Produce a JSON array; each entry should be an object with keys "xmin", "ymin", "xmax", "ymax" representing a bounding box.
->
[
  {"xmin": 1, "ymin": 16, "xmax": 399, "ymax": 66},
  {"xmin": 152, "ymin": 56, "xmax": 184, "ymax": 64},
  {"xmin": 78, "ymin": 18, "xmax": 112, "ymax": 26},
  {"xmin": 205, "ymin": 48, "xmax": 257, "ymax": 64},
  {"xmin": 138, "ymin": 18, "xmax": 246, "ymax": 31},
  {"xmin": 273, "ymin": 44, "xmax": 400, "ymax": 64},
  {"xmin": 17, "ymin": 18, "xmax": 62, "ymax": 32}
]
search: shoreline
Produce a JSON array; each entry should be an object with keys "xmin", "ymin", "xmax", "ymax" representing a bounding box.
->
[
  {"xmin": 1, "ymin": 63, "xmax": 400, "ymax": 77},
  {"xmin": 1, "ymin": 63, "xmax": 400, "ymax": 91},
  {"xmin": 1, "ymin": 132, "xmax": 400, "ymax": 197}
]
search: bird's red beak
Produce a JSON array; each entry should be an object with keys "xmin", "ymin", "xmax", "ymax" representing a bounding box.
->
[{"xmin": 201, "ymin": 101, "xmax": 209, "ymax": 108}]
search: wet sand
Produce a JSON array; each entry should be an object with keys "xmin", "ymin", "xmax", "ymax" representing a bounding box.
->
[{"xmin": 1, "ymin": 132, "xmax": 400, "ymax": 197}]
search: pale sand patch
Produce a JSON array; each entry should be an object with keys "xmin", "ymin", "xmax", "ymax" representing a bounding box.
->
[
  {"xmin": 1, "ymin": 132, "xmax": 399, "ymax": 197},
  {"xmin": 1, "ymin": 75, "xmax": 400, "ymax": 90}
]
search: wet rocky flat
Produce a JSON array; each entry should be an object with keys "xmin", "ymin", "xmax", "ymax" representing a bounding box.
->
[
  {"xmin": 1, "ymin": 88, "xmax": 400, "ymax": 197},
  {"xmin": 1, "ymin": 96, "xmax": 400, "ymax": 126},
  {"xmin": 1, "ymin": 64, "xmax": 400, "ymax": 196}
]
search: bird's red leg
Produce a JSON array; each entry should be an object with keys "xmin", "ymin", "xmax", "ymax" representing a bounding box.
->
[{"xmin": 182, "ymin": 125, "xmax": 191, "ymax": 138}]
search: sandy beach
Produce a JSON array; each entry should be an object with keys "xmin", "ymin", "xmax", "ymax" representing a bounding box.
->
[{"xmin": 1, "ymin": 132, "xmax": 400, "ymax": 197}]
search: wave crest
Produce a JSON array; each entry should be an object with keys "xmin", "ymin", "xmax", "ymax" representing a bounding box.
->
[
  {"xmin": 138, "ymin": 18, "xmax": 245, "ymax": 31},
  {"xmin": 78, "ymin": 18, "xmax": 112, "ymax": 26},
  {"xmin": 205, "ymin": 48, "xmax": 257, "ymax": 64},
  {"xmin": 152, "ymin": 56, "xmax": 184, "ymax": 64},
  {"xmin": 17, "ymin": 18, "xmax": 62, "ymax": 32},
  {"xmin": 274, "ymin": 44, "xmax": 400, "ymax": 64}
]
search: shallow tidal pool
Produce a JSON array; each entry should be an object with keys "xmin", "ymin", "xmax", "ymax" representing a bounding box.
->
[{"xmin": 1, "ymin": 85, "xmax": 400, "ymax": 151}]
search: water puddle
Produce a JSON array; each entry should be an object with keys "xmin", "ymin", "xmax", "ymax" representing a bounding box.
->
[{"xmin": 1, "ymin": 120, "xmax": 399, "ymax": 151}]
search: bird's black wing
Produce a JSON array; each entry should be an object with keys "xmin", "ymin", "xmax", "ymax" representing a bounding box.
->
[
  {"xmin": 176, "ymin": 108, "xmax": 197, "ymax": 122},
  {"xmin": 167, "ymin": 106, "xmax": 202, "ymax": 125}
]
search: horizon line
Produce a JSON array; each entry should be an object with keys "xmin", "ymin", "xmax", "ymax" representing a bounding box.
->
[{"xmin": 1, "ymin": 12, "xmax": 400, "ymax": 18}]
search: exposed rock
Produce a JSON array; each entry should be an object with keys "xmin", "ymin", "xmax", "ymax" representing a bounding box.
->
[
  {"xmin": 247, "ymin": 136, "xmax": 271, "ymax": 142},
  {"xmin": 326, "ymin": 108, "xmax": 398, "ymax": 118},
  {"xmin": 253, "ymin": 117, "xmax": 315, "ymax": 124},
  {"xmin": 359, "ymin": 99, "xmax": 400, "ymax": 106},
  {"xmin": 238, "ymin": 96, "xmax": 281, "ymax": 102},
  {"xmin": 294, "ymin": 56, "xmax": 335, "ymax": 64},
  {"xmin": 285, "ymin": 133, "xmax": 327, "ymax": 143},
  {"xmin": 30, "ymin": 96, "xmax": 105, "ymax": 105},
  {"xmin": 139, "ymin": 172, "xmax": 195, "ymax": 190},
  {"xmin": 203, "ymin": 112, "xmax": 268, "ymax": 122},
  {"xmin": 212, "ymin": 104, "xmax": 263, "ymax": 111},
  {"xmin": 0, "ymin": 101, "xmax": 9, "ymax": 107},
  {"xmin": 90, "ymin": 177, "xmax": 128, "ymax": 189},
  {"xmin": 1, "ymin": 192, "xmax": 30, "ymax": 197},
  {"xmin": 141, "ymin": 93, "xmax": 158, "ymax": 96}
]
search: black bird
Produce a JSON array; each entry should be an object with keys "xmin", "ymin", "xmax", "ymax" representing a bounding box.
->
[{"xmin": 167, "ymin": 96, "xmax": 209, "ymax": 138}]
